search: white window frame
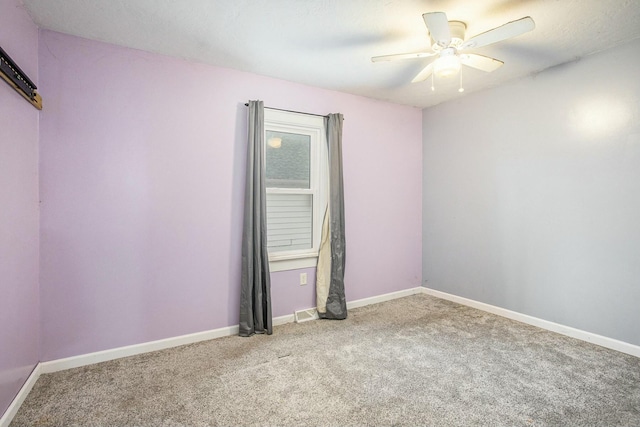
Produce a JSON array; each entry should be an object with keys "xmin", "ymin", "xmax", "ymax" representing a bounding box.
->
[{"xmin": 264, "ymin": 108, "xmax": 328, "ymax": 272}]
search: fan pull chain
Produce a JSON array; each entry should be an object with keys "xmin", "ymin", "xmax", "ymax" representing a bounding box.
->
[
  {"xmin": 431, "ymin": 72, "xmax": 435, "ymax": 91},
  {"xmin": 458, "ymin": 66, "xmax": 464, "ymax": 93}
]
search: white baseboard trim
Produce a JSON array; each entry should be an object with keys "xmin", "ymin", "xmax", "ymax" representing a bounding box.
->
[
  {"xmin": 421, "ymin": 287, "xmax": 640, "ymax": 358},
  {"xmin": 0, "ymin": 364, "xmax": 41, "ymax": 427},
  {"xmin": 8, "ymin": 285, "xmax": 635, "ymax": 425},
  {"xmin": 40, "ymin": 286, "xmax": 424, "ymax": 375},
  {"xmin": 40, "ymin": 325, "xmax": 239, "ymax": 374},
  {"xmin": 347, "ymin": 286, "xmax": 424, "ymax": 310},
  {"xmin": 273, "ymin": 313, "xmax": 295, "ymax": 326},
  {"xmin": 40, "ymin": 320, "xmax": 299, "ymax": 376},
  {"xmin": 1, "ymin": 286, "xmax": 424, "ymax": 424}
]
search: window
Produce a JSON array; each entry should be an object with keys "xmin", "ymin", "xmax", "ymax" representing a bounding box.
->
[{"xmin": 264, "ymin": 108, "xmax": 327, "ymax": 272}]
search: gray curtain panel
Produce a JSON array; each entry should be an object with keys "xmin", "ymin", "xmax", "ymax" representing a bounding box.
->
[
  {"xmin": 239, "ymin": 100, "xmax": 273, "ymax": 336},
  {"xmin": 320, "ymin": 113, "xmax": 347, "ymax": 320}
]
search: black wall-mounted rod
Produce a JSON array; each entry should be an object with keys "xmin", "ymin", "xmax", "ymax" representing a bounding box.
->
[
  {"xmin": 244, "ymin": 103, "xmax": 339, "ymax": 119},
  {"xmin": 0, "ymin": 45, "xmax": 42, "ymax": 110}
]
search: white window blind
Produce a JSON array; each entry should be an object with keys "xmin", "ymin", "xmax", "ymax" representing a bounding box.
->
[{"xmin": 266, "ymin": 193, "xmax": 313, "ymax": 251}]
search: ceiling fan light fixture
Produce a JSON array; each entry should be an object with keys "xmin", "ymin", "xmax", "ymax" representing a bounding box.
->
[{"xmin": 434, "ymin": 48, "xmax": 461, "ymax": 78}]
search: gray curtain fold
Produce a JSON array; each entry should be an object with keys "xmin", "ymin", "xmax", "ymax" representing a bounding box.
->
[
  {"xmin": 320, "ymin": 113, "xmax": 347, "ymax": 320},
  {"xmin": 239, "ymin": 100, "xmax": 273, "ymax": 336}
]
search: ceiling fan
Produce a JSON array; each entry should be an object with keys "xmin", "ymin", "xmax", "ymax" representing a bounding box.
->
[{"xmin": 372, "ymin": 12, "xmax": 535, "ymax": 88}]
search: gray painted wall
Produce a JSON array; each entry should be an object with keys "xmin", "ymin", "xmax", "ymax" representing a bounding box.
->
[{"xmin": 422, "ymin": 38, "xmax": 640, "ymax": 346}]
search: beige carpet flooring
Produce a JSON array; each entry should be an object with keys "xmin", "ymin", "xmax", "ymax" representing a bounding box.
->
[{"xmin": 11, "ymin": 294, "xmax": 640, "ymax": 426}]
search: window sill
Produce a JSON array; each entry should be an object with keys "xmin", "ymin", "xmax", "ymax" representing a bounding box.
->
[{"xmin": 269, "ymin": 256, "xmax": 318, "ymax": 272}]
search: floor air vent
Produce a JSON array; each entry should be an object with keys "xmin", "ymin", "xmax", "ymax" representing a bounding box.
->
[{"xmin": 294, "ymin": 308, "xmax": 319, "ymax": 323}]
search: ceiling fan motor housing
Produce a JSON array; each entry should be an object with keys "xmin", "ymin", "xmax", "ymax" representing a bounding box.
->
[{"xmin": 432, "ymin": 20, "xmax": 467, "ymax": 50}]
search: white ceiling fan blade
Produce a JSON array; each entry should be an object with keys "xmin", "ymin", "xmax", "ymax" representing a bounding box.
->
[
  {"xmin": 411, "ymin": 62, "xmax": 435, "ymax": 83},
  {"xmin": 371, "ymin": 52, "xmax": 437, "ymax": 62},
  {"xmin": 423, "ymin": 12, "xmax": 451, "ymax": 47},
  {"xmin": 461, "ymin": 17, "xmax": 535, "ymax": 50},
  {"xmin": 460, "ymin": 54, "xmax": 504, "ymax": 72}
]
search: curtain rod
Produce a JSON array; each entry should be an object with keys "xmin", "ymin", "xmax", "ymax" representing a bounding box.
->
[
  {"xmin": 244, "ymin": 103, "xmax": 343, "ymax": 120},
  {"xmin": 0, "ymin": 46, "xmax": 42, "ymax": 110}
]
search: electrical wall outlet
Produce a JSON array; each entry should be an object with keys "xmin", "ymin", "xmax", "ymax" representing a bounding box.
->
[{"xmin": 300, "ymin": 273, "xmax": 307, "ymax": 286}]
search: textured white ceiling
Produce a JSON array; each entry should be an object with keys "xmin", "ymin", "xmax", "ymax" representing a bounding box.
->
[{"xmin": 21, "ymin": 0, "xmax": 640, "ymax": 108}]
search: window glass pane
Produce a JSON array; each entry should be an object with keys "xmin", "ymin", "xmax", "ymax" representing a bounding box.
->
[
  {"xmin": 266, "ymin": 193, "xmax": 313, "ymax": 252},
  {"xmin": 265, "ymin": 130, "xmax": 310, "ymax": 189}
]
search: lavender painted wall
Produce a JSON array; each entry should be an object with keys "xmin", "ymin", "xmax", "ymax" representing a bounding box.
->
[
  {"xmin": 38, "ymin": 31, "xmax": 422, "ymax": 361},
  {"xmin": 0, "ymin": 0, "xmax": 40, "ymax": 416}
]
